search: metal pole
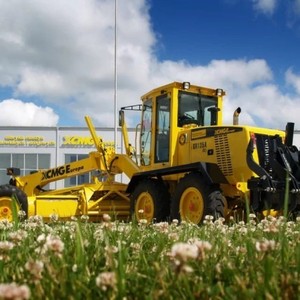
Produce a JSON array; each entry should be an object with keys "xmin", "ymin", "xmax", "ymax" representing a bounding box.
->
[{"xmin": 114, "ymin": 0, "xmax": 118, "ymax": 153}]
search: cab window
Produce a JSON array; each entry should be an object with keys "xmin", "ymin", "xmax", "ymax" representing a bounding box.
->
[{"xmin": 178, "ymin": 91, "xmax": 218, "ymax": 127}]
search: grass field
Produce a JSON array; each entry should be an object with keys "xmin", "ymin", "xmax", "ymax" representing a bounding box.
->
[{"xmin": 0, "ymin": 213, "xmax": 300, "ymax": 299}]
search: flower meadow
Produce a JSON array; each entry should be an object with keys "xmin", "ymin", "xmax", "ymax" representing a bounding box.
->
[{"xmin": 0, "ymin": 213, "xmax": 300, "ymax": 300}]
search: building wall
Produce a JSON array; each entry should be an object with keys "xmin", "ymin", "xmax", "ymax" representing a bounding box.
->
[{"xmin": 0, "ymin": 126, "xmax": 137, "ymax": 188}]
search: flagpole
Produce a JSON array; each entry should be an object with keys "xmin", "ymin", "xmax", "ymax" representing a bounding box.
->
[{"xmin": 114, "ymin": 0, "xmax": 118, "ymax": 153}]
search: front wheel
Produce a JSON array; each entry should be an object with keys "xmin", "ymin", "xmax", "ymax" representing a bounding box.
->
[
  {"xmin": 170, "ymin": 173, "xmax": 225, "ymax": 224},
  {"xmin": 130, "ymin": 179, "xmax": 170, "ymax": 223},
  {"xmin": 0, "ymin": 184, "xmax": 28, "ymax": 221}
]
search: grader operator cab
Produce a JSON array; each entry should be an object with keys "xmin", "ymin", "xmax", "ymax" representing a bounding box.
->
[{"xmin": 1, "ymin": 81, "xmax": 300, "ymax": 223}]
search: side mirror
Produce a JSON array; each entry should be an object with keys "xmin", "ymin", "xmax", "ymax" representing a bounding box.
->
[
  {"xmin": 119, "ymin": 110, "xmax": 124, "ymax": 127},
  {"xmin": 7, "ymin": 167, "xmax": 21, "ymax": 176}
]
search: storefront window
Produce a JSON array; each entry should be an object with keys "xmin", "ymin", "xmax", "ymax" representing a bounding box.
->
[
  {"xmin": 0, "ymin": 153, "xmax": 10, "ymax": 185},
  {"xmin": 38, "ymin": 154, "xmax": 51, "ymax": 169},
  {"xmin": 0, "ymin": 153, "xmax": 50, "ymax": 185},
  {"xmin": 25, "ymin": 154, "xmax": 37, "ymax": 173},
  {"xmin": 12, "ymin": 154, "xmax": 24, "ymax": 169},
  {"xmin": 0, "ymin": 154, "xmax": 10, "ymax": 168}
]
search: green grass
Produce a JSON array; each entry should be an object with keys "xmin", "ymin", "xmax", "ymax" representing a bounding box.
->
[{"xmin": 0, "ymin": 215, "xmax": 300, "ymax": 299}]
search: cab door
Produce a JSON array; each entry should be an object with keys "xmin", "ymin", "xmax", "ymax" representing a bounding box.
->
[{"xmin": 155, "ymin": 94, "xmax": 170, "ymax": 163}]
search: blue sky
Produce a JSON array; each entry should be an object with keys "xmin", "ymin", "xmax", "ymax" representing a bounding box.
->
[
  {"xmin": 1, "ymin": 0, "xmax": 300, "ymax": 129},
  {"xmin": 150, "ymin": 0, "xmax": 300, "ymax": 85}
]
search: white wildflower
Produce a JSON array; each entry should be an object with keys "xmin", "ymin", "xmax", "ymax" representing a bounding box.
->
[
  {"xmin": 0, "ymin": 219, "xmax": 13, "ymax": 230},
  {"xmin": 248, "ymin": 213, "xmax": 256, "ymax": 219},
  {"xmin": 81, "ymin": 215, "xmax": 89, "ymax": 222},
  {"xmin": 172, "ymin": 219, "xmax": 179, "ymax": 225},
  {"xmin": 0, "ymin": 282, "xmax": 30, "ymax": 300},
  {"xmin": 138, "ymin": 219, "xmax": 148, "ymax": 225},
  {"xmin": 170, "ymin": 242, "xmax": 198, "ymax": 263},
  {"xmin": 72, "ymin": 264, "xmax": 78, "ymax": 272},
  {"xmin": 28, "ymin": 215, "xmax": 44, "ymax": 223},
  {"xmin": 95, "ymin": 272, "xmax": 117, "ymax": 291},
  {"xmin": 8, "ymin": 230, "xmax": 28, "ymax": 244},
  {"xmin": 37, "ymin": 234, "xmax": 46, "ymax": 243},
  {"xmin": 204, "ymin": 215, "xmax": 214, "ymax": 225},
  {"xmin": 238, "ymin": 227, "xmax": 248, "ymax": 234},
  {"xmin": 45, "ymin": 235, "xmax": 64, "ymax": 253},
  {"xmin": 49, "ymin": 213, "xmax": 59, "ymax": 222},
  {"xmin": 130, "ymin": 243, "xmax": 141, "ymax": 252},
  {"xmin": 103, "ymin": 214, "xmax": 111, "ymax": 222},
  {"xmin": 25, "ymin": 260, "xmax": 44, "ymax": 280},
  {"xmin": 153, "ymin": 222, "xmax": 169, "ymax": 233},
  {"xmin": 188, "ymin": 239, "xmax": 212, "ymax": 260},
  {"xmin": 18, "ymin": 210, "xmax": 26, "ymax": 219},
  {"xmin": 0, "ymin": 241, "xmax": 14, "ymax": 251},
  {"xmin": 255, "ymin": 239, "xmax": 276, "ymax": 252}
]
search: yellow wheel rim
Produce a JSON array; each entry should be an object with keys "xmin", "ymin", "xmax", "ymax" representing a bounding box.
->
[
  {"xmin": 180, "ymin": 187, "xmax": 204, "ymax": 224},
  {"xmin": 0, "ymin": 197, "xmax": 14, "ymax": 221},
  {"xmin": 135, "ymin": 192, "xmax": 154, "ymax": 223},
  {"xmin": 262, "ymin": 209, "xmax": 281, "ymax": 217}
]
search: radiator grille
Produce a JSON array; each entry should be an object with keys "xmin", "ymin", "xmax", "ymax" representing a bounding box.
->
[{"xmin": 214, "ymin": 134, "xmax": 233, "ymax": 176}]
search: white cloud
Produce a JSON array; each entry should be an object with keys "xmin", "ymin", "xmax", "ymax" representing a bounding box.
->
[
  {"xmin": 0, "ymin": 0, "xmax": 156, "ymax": 126},
  {"xmin": 252, "ymin": 0, "xmax": 278, "ymax": 15},
  {"xmin": 293, "ymin": 0, "xmax": 300, "ymax": 14},
  {"xmin": 0, "ymin": 99, "xmax": 58, "ymax": 126},
  {"xmin": 16, "ymin": 68, "xmax": 69, "ymax": 98},
  {"xmin": 0, "ymin": 0, "xmax": 300, "ymax": 130},
  {"xmin": 285, "ymin": 68, "xmax": 300, "ymax": 94},
  {"xmin": 227, "ymin": 84, "xmax": 300, "ymax": 129}
]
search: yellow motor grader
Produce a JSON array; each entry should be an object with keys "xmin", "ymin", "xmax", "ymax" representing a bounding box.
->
[{"xmin": 1, "ymin": 81, "xmax": 300, "ymax": 223}]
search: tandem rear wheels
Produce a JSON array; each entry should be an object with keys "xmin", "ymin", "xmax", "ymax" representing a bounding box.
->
[
  {"xmin": 0, "ymin": 184, "xmax": 28, "ymax": 221},
  {"xmin": 130, "ymin": 174, "xmax": 226, "ymax": 225}
]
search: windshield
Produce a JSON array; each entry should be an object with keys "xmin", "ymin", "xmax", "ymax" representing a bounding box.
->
[{"xmin": 178, "ymin": 91, "xmax": 218, "ymax": 127}]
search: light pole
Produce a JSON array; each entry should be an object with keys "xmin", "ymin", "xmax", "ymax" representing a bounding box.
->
[{"xmin": 113, "ymin": 0, "xmax": 118, "ymax": 153}]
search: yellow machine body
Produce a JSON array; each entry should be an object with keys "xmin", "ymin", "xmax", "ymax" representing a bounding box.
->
[{"xmin": 1, "ymin": 81, "xmax": 299, "ymax": 223}]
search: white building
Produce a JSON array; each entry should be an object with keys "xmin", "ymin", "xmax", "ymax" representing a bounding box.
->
[{"xmin": 0, "ymin": 125, "xmax": 137, "ymax": 189}]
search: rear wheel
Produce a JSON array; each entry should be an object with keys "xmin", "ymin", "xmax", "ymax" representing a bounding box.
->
[
  {"xmin": 130, "ymin": 179, "xmax": 170, "ymax": 223},
  {"xmin": 170, "ymin": 173, "xmax": 225, "ymax": 224},
  {"xmin": 0, "ymin": 184, "xmax": 28, "ymax": 221}
]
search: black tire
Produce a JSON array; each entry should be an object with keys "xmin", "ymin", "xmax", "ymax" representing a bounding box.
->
[
  {"xmin": 0, "ymin": 184, "xmax": 28, "ymax": 219},
  {"xmin": 170, "ymin": 173, "xmax": 225, "ymax": 224},
  {"xmin": 130, "ymin": 179, "xmax": 170, "ymax": 223},
  {"xmin": 288, "ymin": 194, "xmax": 300, "ymax": 220}
]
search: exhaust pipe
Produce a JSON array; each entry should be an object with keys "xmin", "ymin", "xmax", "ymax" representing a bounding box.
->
[{"xmin": 233, "ymin": 107, "xmax": 241, "ymax": 125}]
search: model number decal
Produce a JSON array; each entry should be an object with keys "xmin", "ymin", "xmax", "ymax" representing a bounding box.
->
[
  {"xmin": 192, "ymin": 141, "xmax": 207, "ymax": 150},
  {"xmin": 42, "ymin": 164, "xmax": 84, "ymax": 180}
]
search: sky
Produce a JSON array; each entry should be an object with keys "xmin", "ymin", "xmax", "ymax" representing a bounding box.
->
[{"xmin": 1, "ymin": 0, "xmax": 300, "ymax": 129}]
